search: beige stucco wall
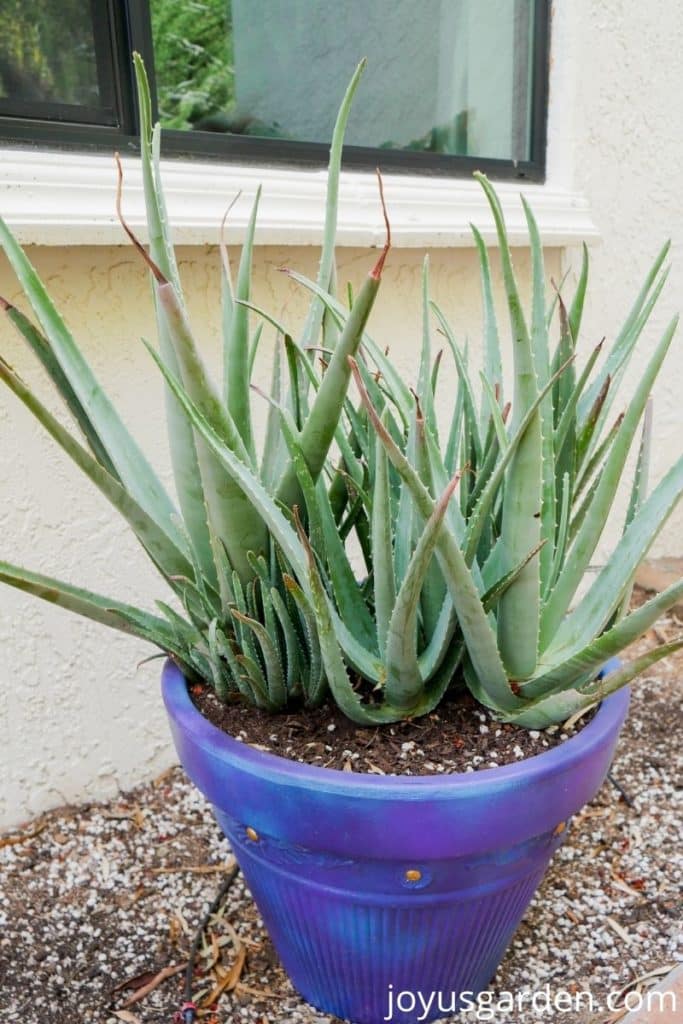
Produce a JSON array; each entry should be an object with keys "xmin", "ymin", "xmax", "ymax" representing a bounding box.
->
[
  {"xmin": 557, "ymin": 0, "xmax": 683, "ymax": 559},
  {"xmin": 1, "ymin": 0, "xmax": 682, "ymax": 828}
]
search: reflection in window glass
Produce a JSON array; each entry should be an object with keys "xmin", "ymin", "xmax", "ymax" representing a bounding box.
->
[
  {"xmin": 151, "ymin": 0, "xmax": 537, "ymax": 162},
  {"xmin": 0, "ymin": 0, "xmax": 101, "ymax": 109}
]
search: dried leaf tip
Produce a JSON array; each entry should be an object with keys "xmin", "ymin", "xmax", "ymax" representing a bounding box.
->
[
  {"xmin": 114, "ymin": 152, "xmax": 166, "ymax": 285},
  {"xmin": 0, "ymin": 296, "xmax": 12, "ymax": 312},
  {"xmin": 370, "ymin": 168, "xmax": 391, "ymax": 281}
]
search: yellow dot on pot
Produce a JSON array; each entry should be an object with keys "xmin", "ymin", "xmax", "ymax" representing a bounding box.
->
[
  {"xmin": 246, "ymin": 826, "xmax": 259, "ymax": 842},
  {"xmin": 405, "ymin": 868, "xmax": 422, "ymax": 882},
  {"xmin": 553, "ymin": 821, "xmax": 566, "ymax": 836}
]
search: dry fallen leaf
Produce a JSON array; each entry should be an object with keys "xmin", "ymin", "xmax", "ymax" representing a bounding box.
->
[{"xmin": 119, "ymin": 962, "xmax": 187, "ymax": 1009}]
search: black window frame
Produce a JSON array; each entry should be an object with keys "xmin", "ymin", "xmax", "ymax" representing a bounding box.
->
[{"xmin": 0, "ymin": 0, "xmax": 551, "ymax": 182}]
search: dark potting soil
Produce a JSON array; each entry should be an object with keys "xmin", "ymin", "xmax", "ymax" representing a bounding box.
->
[{"xmin": 191, "ymin": 682, "xmax": 597, "ymax": 775}]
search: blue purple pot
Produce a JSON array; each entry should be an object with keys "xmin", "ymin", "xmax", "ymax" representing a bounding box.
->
[{"xmin": 162, "ymin": 661, "xmax": 628, "ymax": 1024}]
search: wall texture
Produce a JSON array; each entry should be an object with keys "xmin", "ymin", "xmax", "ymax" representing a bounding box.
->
[
  {"xmin": 0, "ymin": 0, "xmax": 681, "ymax": 827},
  {"xmin": 557, "ymin": 0, "xmax": 682, "ymax": 558}
]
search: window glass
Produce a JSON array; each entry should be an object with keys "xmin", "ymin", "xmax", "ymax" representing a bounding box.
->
[
  {"xmin": 151, "ymin": 0, "xmax": 536, "ymax": 162},
  {"xmin": 0, "ymin": 0, "xmax": 107, "ymax": 118}
]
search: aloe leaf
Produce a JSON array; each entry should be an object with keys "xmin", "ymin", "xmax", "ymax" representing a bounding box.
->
[
  {"xmin": 575, "ymin": 373, "xmax": 611, "ymax": 471},
  {"xmin": 523, "ymin": 200, "xmax": 559, "ymax": 595},
  {"xmin": 206, "ymin": 620, "xmax": 232, "ymax": 701},
  {"xmin": 544, "ymin": 471, "xmax": 570, "ymax": 598},
  {"xmin": 554, "ymin": 338, "xmax": 604, "ymax": 457},
  {"xmin": 522, "ymin": 579, "xmax": 683, "ymax": 700},
  {"xmin": 0, "ymin": 216, "xmax": 186, "ymax": 555},
  {"xmin": 431, "ymin": 302, "xmax": 483, "ymax": 462},
  {"xmin": 147, "ymin": 340, "xmax": 380, "ymax": 684},
  {"xmin": 616, "ymin": 401, "xmax": 652, "ymax": 620},
  {"xmin": 261, "ymin": 338, "xmax": 285, "ymax": 489},
  {"xmin": 573, "ymin": 412, "xmax": 623, "ymax": 505},
  {"xmin": 578, "ymin": 241, "xmax": 670, "ymax": 423},
  {"xmin": 479, "ymin": 373, "xmax": 509, "ymax": 454},
  {"xmin": 0, "ymin": 357, "xmax": 193, "ymax": 585},
  {"xmin": 1, "ymin": 301, "xmax": 118, "ymax": 477},
  {"xmin": 231, "ymin": 608, "xmax": 286, "ymax": 708},
  {"xmin": 270, "ymin": 587, "xmax": 303, "ymax": 698},
  {"xmin": 482, "ymin": 540, "xmax": 546, "ymax": 613},
  {"xmin": 210, "ymin": 623, "xmax": 258, "ymax": 704},
  {"xmin": 145, "ymin": 341, "xmax": 309, "ymax": 581},
  {"xmin": 384, "ymin": 472, "xmax": 461, "ymax": 710},
  {"xmin": 283, "ymin": 268, "xmax": 413, "ymax": 418},
  {"xmin": 300, "ymin": 58, "xmax": 366, "ymax": 353},
  {"xmin": 471, "ymin": 223, "xmax": 503, "ymax": 420},
  {"xmin": 581, "ymin": 268, "xmax": 669, "ymax": 475},
  {"xmin": 278, "ymin": 406, "xmax": 376, "ymax": 649},
  {"xmin": 416, "ymin": 595, "xmax": 458, "ymax": 680},
  {"xmin": 546, "ymin": 453, "xmax": 683, "ymax": 658},
  {"xmin": 133, "ymin": 56, "xmax": 216, "ymax": 588},
  {"xmin": 503, "ymin": 638, "xmax": 682, "ymax": 727},
  {"xmin": 284, "ymin": 574, "xmax": 326, "ymax": 707},
  {"xmin": 393, "ymin": 408, "xmax": 419, "ymax": 585},
  {"xmin": 568, "ymin": 242, "xmax": 589, "ymax": 345},
  {"xmin": 624, "ymin": 399, "xmax": 652, "ymax": 532},
  {"xmin": 445, "ymin": 368, "xmax": 466, "ymax": 474},
  {"xmin": 418, "ymin": 256, "xmax": 438, "ymax": 439},
  {"xmin": 224, "ymin": 189, "xmax": 261, "ymax": 461},
  {"xmin": 350, "ymin": 358, "xmax": 519, "ymax": 710},
  {"xmin": 235, "ymin": 652, "xmax": 272, "ymax": 708},
  {"xmin": 0, "ymin": 560, "xmax": 176, "ymax": 647},
  {"xmin": 464, "ymin": 356, "xmax": 572, "ymax": 568},
  {"xmin": 542, "ymin": 315, "xmax": 679, "ymax": 644},
  {"xmin": 144, "ymin": 290, "xmax": 267, "ymax": 582},
  {"xmin": 476, "ymin": 174, "xmax": 542, "ymax": 679},
  {"xmin": 276, "ymin": 235, "xmax": 389, "ymax": 508},
  {"xmin": 294, "ymin": 520, "xmax": 401, "ymax": 724},
  {"xmin": 372, "ymin": 412, "xmax": 396, "ymax": 657}
]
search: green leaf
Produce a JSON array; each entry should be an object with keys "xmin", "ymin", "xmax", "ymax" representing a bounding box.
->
[
  {"xmin": 542, "ymin": 315, "xmax": 679, "ymax": 644},
  {"xmin": 0, "ymin": 560, "xmax": 176, "ymax": 648},
  {"xmin": 522, "ymin": 578, "xmax": 683, "ymax": 700},
  {"xmin": 476, "ymin": 174, "xmax": 542, "ymax": 679},
  {"xmin": 0, "ymin": 215, "xmax": 186, "ymax": 557},
  {"xmin": 300, "ymin": 59, "xmax": 366, "ymax": 352},
  {"xmin": 223, "ymin": 188, "xmax": 261, "ymax": 461},
  {"xmin": 578, "ymin": 241, "xmax": 670, "ymax": 423},
  {"xmin": 0, "ymin": 356, "xmax": 194, "ymax": 586},
  {"xmin": 372, "ymin": 412, "xmax": 396, "ymax": 658},
  {"xmin": 384, "ymin": 472, "xmax": 461, "ymax": 710},
  {"xmin": 568, "ymin": 242, "xmax": 589, "ymax": 345},
  {"xmin": 545, "ymin": 453, "xmax": 683, "ymax": 659},
  {"xmin": 502, "ymin": 638, "xmax": 682, "ymax": 727},
  {"xmin": 471, "ymin": 223, "xmax": 503, "ymax": 420},
  {"xmin": 231, "ymin": 608, "xmax": 286, "ymax": 709},
  {"xmin": 1, "ymin": 302, "xmax": 118, "ymax": 477},
  {"xmin": 134, "ymin": 54, "xmax": 215, "ymax": 588},
  {"xmin": 431, "ymin": 302, "xmax": 483, "ymax": 463},
  {"xmin": 350, "ymin": 359, "xmax": 520, "ymax": 711},
  {"xmin": 276, "ymin": 259, "xmax": 385, "ymax": 508}
]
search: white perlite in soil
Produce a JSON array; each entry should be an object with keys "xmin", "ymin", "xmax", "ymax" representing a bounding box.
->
[{"xmin": 1, "ymin": 630, "xmax": 681, "ymax": 1024}]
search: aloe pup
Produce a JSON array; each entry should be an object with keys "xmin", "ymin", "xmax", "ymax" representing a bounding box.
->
[{"xmin": 0, "ymin": 58, "xmax": 680, "ymax": 730}]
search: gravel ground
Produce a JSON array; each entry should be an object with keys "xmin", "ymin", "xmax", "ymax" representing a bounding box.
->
[{"xmin": 1, "ymin": 620, "xmax": 681, "ymax": 1024}]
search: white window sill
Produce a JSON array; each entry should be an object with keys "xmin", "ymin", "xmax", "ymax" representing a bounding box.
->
[{"xmin": 0, "ymin": 148, "xmax": 598, "ymax": 248}]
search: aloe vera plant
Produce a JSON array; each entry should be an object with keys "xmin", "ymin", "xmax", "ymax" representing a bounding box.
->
[{"xmin": 0, "ymin": 58, "xmax": 681, "ymax": 730}]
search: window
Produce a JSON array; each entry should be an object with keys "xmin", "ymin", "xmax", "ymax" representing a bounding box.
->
[{"xmin": 0, "ymin": 1, "xmax": 549, "ymax": 180}]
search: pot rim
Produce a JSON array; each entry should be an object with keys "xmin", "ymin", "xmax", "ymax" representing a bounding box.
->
[{"xmin": 162, "ymin": 658, "xmax": 630, "ymax": 799}]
